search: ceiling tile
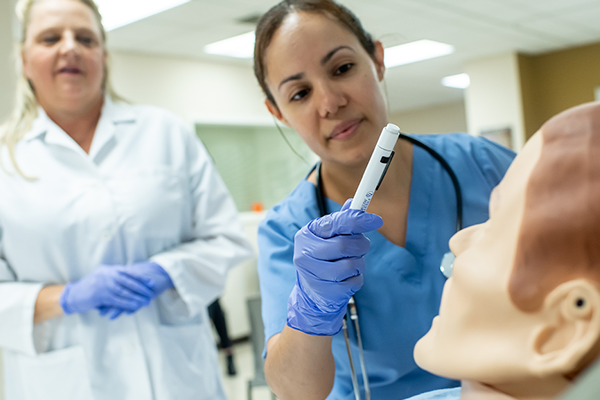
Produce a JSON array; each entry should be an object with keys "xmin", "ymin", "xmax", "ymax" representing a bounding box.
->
[
  {"xmin": 107, "ymin": 21, "xmax": 193, "ymax": 49},
  {"xmin": 500, "ymin": 0, "xmax": 599, "ymax": 13},
  {"xmin": 102, "ymin": 0, "xmax": 600, "ymax": 112},
  {"xmin": 146, "ymin": 1, "xmax": 237, "ymax": 27},
  {"xmin": 559, "ymin": 3, "xmax": 600, "ymax": 33},
  {"xmin": 521, "ymin": 17, "xmax": 600, "ymax": 46}
]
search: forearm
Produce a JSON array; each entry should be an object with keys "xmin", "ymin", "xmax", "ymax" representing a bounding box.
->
[
  {"xmin": 265, "ymin": 325, "xmax": 336, "ymax": 400},
  {"xmin": 34, "ymin": 285, "xmax": 65, "ymax": 324}
]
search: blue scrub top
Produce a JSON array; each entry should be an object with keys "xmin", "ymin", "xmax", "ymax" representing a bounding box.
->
[
  {"xmin": 257, "ymin": 133, "xmax": 515, "ymax": 399},
  {"xmin": 405, "ymin": 388, "xmax": 461, "ymax": 400}
]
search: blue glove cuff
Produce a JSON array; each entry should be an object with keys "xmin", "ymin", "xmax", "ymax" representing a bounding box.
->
[
  {"xmin": 152, "ymin": 262, "xmax": 174, "ymax": 289},
  {"xmin": 59, "ymin": 283, "xmax": 74, "ymax": 315},
  {"xmin": 286, "ymin": 284, "xmax": 346, "ymax": 336}
]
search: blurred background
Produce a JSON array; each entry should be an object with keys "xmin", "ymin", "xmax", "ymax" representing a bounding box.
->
[{"xmin": 1, "ymin": 0, "xmax": 599, "ymax": 398}]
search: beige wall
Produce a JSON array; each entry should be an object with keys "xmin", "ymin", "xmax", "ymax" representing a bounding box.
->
[
  {"xmin": 464, "ymin": 52, "xmax": 525, "ymax": 151},
  {"xmin": 110, "ymin": 51, "xmax": 271, "ymax": 126},
  {"xmin": 110, "ymin": 51, "xmax": 469, "ymax": 136},
  {"xmin": 519, "ymin": 42, "xmax": 600, "ymax": 140},
  {"xmin": 388, "ymin": 100, "xmax": 467, "ymax": 135},
  {"xmin": 0, "ymin": 0, "xmax": 16, "ymax": 122}
]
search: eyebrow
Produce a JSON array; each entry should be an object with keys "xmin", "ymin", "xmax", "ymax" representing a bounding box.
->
[
  {"xmin": 35, "ymin": 27, "xmax": 98, "ymax": 37},
  {"xmin": 277, "ymin": 45, "xmax": 355, "ymax": 90},
  {"xmin": 321, "ymin": 45, "xmax": 354, "ymax": 65},
  {"xmin": 278, "ymin": 73, "xmax": 304, "ymax": 90}
]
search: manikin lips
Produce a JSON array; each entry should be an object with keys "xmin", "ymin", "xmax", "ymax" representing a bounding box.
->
[{"xmin": 58, "ymin": 66, "xmax": 82, "ymax": 74}]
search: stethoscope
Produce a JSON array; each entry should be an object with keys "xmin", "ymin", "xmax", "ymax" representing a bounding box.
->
[{"xmin": 313, "ymin": 132, "xmax": 463, "ymax": 400}]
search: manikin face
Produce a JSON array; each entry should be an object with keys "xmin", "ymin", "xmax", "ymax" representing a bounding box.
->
[
  {"xmin": 263, "ymin": 11, "xmax": 388, "ymax": 167},
  {"xmin": 414, "ymin": 132, "xmax": 544, "ymax": 384},
  {"xmin": 21, "ymin": 0, "xmax": 105, "ymax": 115}
]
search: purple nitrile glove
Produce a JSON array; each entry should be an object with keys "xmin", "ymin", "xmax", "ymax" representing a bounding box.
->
[
  {"xmin": 98, "ymin": 261, "xmax": 174, "ymax": 320},
  {"xmin": 287, "ymin": 199, "xmax": 383, "ymax": 336},
  {"xmin": 60, "ymin": 265, "xmax": 154, "ymax": 316},
  {"xmin": 121, "ymin": 261, "xmax": 174, "ymax": 296}
]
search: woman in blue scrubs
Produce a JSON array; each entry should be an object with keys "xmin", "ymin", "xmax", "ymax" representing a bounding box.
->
[{"xmin": 253, "ymin": 1, "xmax": 515, "ymax": 399}]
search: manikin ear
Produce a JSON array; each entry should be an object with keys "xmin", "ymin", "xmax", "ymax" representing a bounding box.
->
[
  {"xmin": 264, "ymin": 99, "xmax": 290, "ymax": 127},
  {"xmin": 372, "ymin": 41, "xmax": 386, "ymax": 82},
  {"xmin": 528, "ymin": 280, "xmax": 600, "ymax": 378}
]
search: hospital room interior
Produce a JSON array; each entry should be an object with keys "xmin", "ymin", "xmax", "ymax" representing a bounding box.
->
[{"xmin": 1, "ymin": 0, "xmax": 600, "ymax": 399}]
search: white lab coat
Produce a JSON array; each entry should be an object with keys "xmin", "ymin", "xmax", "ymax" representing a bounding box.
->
[{"xmin": 0, "ymin": 97, "xmax": 254, "ymax": 400}]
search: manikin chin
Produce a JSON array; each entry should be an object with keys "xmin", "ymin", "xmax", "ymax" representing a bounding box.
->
[{"xmin": 414, "ymin": 101, "xmax": 600, "ymax": 400}]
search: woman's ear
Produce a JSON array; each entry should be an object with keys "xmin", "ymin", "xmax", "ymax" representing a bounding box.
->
[
  {"xmin": 265, "ymin": 99, "xmax": 290, "ymax": 127},
  {"xmin": 528, "ymin": 280, "xmax": 600, "ymax": 378},
  {"xmin": 373, "ymin": 41, "xmax": 386, "ymax": 82}
]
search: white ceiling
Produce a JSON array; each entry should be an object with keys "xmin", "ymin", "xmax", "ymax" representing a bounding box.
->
[{"xmin": 106, "ymin": 0, "xmax": 600, "ymax": 112}]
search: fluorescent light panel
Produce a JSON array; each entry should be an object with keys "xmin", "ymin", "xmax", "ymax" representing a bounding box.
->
[
  {"xmin": 442, "ymin": 73, "xmax": 470, "ymax": 89},
  {"xmin": 96, "ymin": 0, "xmax": 190, "ymax": 31},
  {"xmin": 384, "ymin": 40, "xmax": 454, "ymax": 68},
  {"xmin": 204, "ymin": 32, "xmax": 256, "ymax": 59},
  {"xmin": 202, "ymin": 35, "xmax": 455, "ymax": 65}
]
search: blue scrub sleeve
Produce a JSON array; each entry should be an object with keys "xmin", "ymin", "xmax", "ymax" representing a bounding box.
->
[
  {"xmin": 257, "ymin": 210, "xmax": 302, "ymax": 356},
  {"xmin": 471, "ymin": 137, "xmax": 516, "ymax": 189},
  {"xmin": 256, "ymin": 181, "xmax": 319, "ymax": 357}
]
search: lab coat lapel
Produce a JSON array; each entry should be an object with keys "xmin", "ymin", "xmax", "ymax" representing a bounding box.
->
[
  {"xmin": 29, "ymin": 105, "xmax": 104, "ymax": 159},
  {"xmin": 42, "ymin": 117, "xmax": 89, "ymax": 157},
  {"xmin": 88, "ymin": 97, "xmax": 136, "ymax": 165}
]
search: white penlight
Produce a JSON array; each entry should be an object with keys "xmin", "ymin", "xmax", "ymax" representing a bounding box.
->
[
  {"xmin": 204, "ymin": 32, "xmax": 256, "ymax": 59},
  {"xmin": 442, "ymin": 73, "xmax": 470, "ymax": 89},
  {"xmin": 384, "ymin": 40, "xmax": 454, "ymax": 68},
  {"xmin": 96, "ymin": 0, "xmax": 190, "ymax": 31}
]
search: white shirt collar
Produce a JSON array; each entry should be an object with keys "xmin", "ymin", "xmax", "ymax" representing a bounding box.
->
[{"xmin": 23, "ymin": 95, "xmax": 137, "ymax": 144}]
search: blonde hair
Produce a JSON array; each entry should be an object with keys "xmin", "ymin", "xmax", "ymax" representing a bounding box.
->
[{"xmin": 0, "ymin": 0, "xmax": 123, "ymax": 178}]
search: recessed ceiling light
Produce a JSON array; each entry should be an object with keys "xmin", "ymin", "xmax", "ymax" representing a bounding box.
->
[
  {"xmin": 441, "ymin": 73, "xmax": 470, "ymax": 89},
  {"xmin": 384, "ymin": 40, "xmax": 454, "ymax": 68},
  {"xmin": 202, "ymin": 35, "xmax": 455, "ymax": 63},
  {"xmin": 204, "ymin": 32, "xmax": 256, "ymax": 59},
  {"xmin": 96, "ymin": 0, "xmax": 190, "ymax": 31}
]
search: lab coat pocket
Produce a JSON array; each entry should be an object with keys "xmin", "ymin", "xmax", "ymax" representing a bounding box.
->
[
  {"xmin": 17, "ymin": 346, "xmax": 93, "ymax": 400},
  {"xmin": 157, "ymin": 323, "xmax": 220, "ymax": 399}
]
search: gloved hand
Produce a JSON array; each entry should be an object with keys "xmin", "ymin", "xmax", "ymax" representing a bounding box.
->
[
  {"xmin": 287, "ymin": 199, "xmax": 383, "ymax": 336},
  {"xmin": 121, "ymin": 261, "xmax": 174, "ymax": 296},
  {"xmin": 98, "ymin": 261, "xmax": 174, "ymax": 320},
  {"xmin": 60, "ymin": 265, "xmax": 154, "ymax": 316}
]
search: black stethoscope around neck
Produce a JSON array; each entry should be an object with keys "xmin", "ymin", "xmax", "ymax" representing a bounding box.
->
[{"xmin": 311, "ymin": 132, "xmax": 463, "ymax": 400}]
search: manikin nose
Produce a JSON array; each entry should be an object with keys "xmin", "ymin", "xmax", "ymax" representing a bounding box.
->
[{"xmin": 441, "ymin": 225, "xmax": 480, "ymax": 278}]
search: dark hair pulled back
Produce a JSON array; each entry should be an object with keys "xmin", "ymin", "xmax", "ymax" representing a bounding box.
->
[{"xmin": 253, "ymin": 0, "xmax": 376, "ymax": 108}]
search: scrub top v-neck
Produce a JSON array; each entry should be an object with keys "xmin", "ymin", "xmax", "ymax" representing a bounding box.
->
[{"xmin": 257, "ymin": 133, "xmax": 515, "ymax": 399}]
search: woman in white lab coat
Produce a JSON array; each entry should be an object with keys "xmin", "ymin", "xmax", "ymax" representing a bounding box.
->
[{"xmin": 0, "ymin": 1, "xmax": 253, "ymax": 399}]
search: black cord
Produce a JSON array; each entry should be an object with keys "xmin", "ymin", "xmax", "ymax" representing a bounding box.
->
[
  {"xmin": 397, "ymin": 133, "xmax": 463, "ymax": 232},
  {"xmin": 315, "ymin": 161, "xmax": 327, "ymax": 215},
  {"xmin": 314, "ymin": 134, "xmax": 463, "ymax": 232},
  {"xmin": 273, "ymin": 117, "xmax": 310, "ymax": 165}
]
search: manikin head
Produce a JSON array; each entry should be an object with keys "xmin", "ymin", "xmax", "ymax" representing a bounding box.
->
[{"xmin": 414, "ymin": 102, "xmax": 600, "ymax": 400}]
